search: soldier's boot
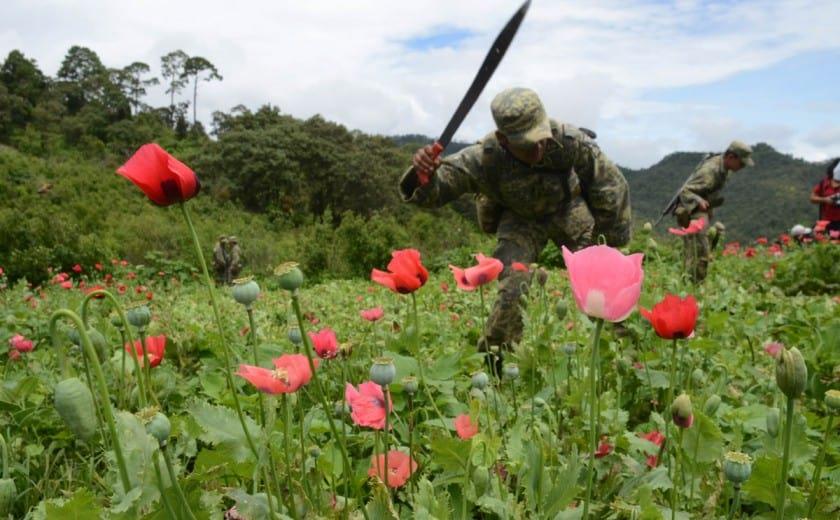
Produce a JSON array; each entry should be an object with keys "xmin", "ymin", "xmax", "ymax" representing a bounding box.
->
[
  {"xmin": 480, "ymin": 271, "xmax": 530, "ymax": 374},
  {"xmin": 674, "ymin": 207, "xmax": 691, "ymax": 228}
]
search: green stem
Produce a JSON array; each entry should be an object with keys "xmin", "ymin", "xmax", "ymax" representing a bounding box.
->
[
  {"xmin": 728, "ymin": 484, "xmax": 741, "ymax": 520},
  {"xmin": 689, "ymin": 422, "xmax": 700, "ymax": 504},
  {"xmin": 407, "ymin": 394, "xmax": 415, "ymax": 498},
  {"xmin": 806, "ymin": 414, "xmax": 834, "ymax": 517},
  {"xmin": 0, "ymin": 432, "xmax": 9, "ymax": 479},
  {"xmin": 672, "ymin": 428, "xmax": 683, "ymax": 520},
  {"xmin": 776, "ymin": 396, "xmax": 796, "ymax": 520},
  {"xmin": 282, "ymin": 395, "xmax": 300, "ymax": 520},
  {"xmin": 179, "ymin": 202, "xmax": 259, "ymax": 460},
  {"xmin": 138, "ymin": 328, "xmax": 157, "ymax": 406},
  {"xmin": 153, "ymin": 450, "xmax": 179, "ymax": 519},
  {"xmin": 582, "ymin": 318, "xmax": 604, "ymax": 520},
  {"xmin": 161, "ymin": 443, "xmax": 197, "ymax": 520},
  {"xmin": 246, "ymin": 307, "xmax": 267, "ymax": 427},
  {"xmin": 383, "ymin": 386, "xmax": 391, "ymax": 498},
  {"xmin": 48, "ymin": 309, "xmax": 132, "ymax": 492},
  {"xmin": 665, "ymin": 338, "xmax": 678, "ymax": 498},
  {"xmin": 410, "ymin": 292, "xmax": 451, "ymax": 437},
  {"xmin": 462, "ymin": 441, "xmax": 472, "ymax": 520}
]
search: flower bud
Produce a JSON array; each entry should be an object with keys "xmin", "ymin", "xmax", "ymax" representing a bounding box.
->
[
  {"xmin": 562, "ymin": 343, "xmax": 577, "ymax": 356},
  {"xmin": 691, "ymin": 368, "xmax": 705, "ymax": 387},
  {"xmin": 824, "ymin": 389, "xmax": 840, "ymax": 412},
  {"xmin": 274, "ymin": 262, "xmax": 304, "ymax": 291},
  {"xmin": 707, "ymin": 226, "xmax": 718, "ymax": 238},
  {"xmin": 775, "ymin": 347, "xmax": 807, "ymax": 399},
  {"xmin": 469, "ymin": 388, "xmax": 485, "ymax": 401},
  {"xmin": 703, "ymin": 394, "xmax": 721, "ymax": 416},
  {"xmin": 766, "ymin": 407, "xmax": 780, "ymax": 438},
  {"xmin": 647, "ymin": 238, "xmax": 659, "ymax": 250},
  {"xmin": 555, "ymin": 300, "xmax": 568, "ymax": 320},
  {"xmin": 472, "ymin": 467, "xmax": 489, "ymax": 495},
  {"xmin": 723, "ymin": 451, "xmax": 752, "ymax": 484},
  {"xmin": 536, "ymin": 268, "xmax": 548, "ymax": 287},
  {"xmin": 232, "ymin": 277, "xmax": 260, "ymax": 307},
  {"xmin": 287, "ymin": 327, "xmax": 302, "ymax": 345},
  {"xmin": 533, "ymin": 397, "xmax": 546, "ymax": 410},
  {"xmin": 333, "ymin": 401, "xmax": 348, "ymax": 417},
  {"xmin": 126, "ymin": 304, "xmax": 151, "ymax": 329},
  {"xmin": 369, "ymin": 357, "xmax": 396, "ymax": 387},
  {"xmin": 503, "ymin": 363, "xmax": 520, "ymax": 381},
  {"xmin": 642, "ymin": 222, "xmax": 653, "ymax": 233},
  {"xmin": 401, "ymin": 376, "xmax": 418, "ymax": 396},
  {"xmin": 671, "ymin": 393, "xmax": 694, "ymax": 428},
  {"xmin": 471, "ymin": 371, "xmax": 489, "ymax": 390},
  {"xmin": 308, "ymin": 446, "xmax": 321, "ymax": 458},
  {"xmin": 146, "ymin": 412, "xmax": 171, "ymax": 444},
  {"xmin": 110, "ymin": 313, "xmax": 124, "ymax": 329}
]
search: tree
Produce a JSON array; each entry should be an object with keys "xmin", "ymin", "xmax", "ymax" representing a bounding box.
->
[
  {"xmin": 118, "ymin": 62, "xmax": 159, "ymax": 114},
  {"xmin": 1, "ymin": 50, "xmax": 47, "ymax": 103},
  {"xmin": 56, "ymin": 46, "xmax": 107, "ymax": 113},
  {"xmin": 160, "ymin": 50, "xmax": 189, "ymax": 125},
  {"xmin": 182, "ymin": 56, "xmax": 222, "ymax": 125}
]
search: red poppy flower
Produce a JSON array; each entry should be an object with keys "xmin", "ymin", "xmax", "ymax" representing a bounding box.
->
[
  {"xmin": 94, "ymin": 262, "xmax": 103, "ymax": 271},
  {"xmin": 511, "ymin": 262, "xmax": 529, "ymax": 272},
  {"xmin": 8, "ymin": 349, "xmax": 20, "ymax": 361},
  {"xmin": 440, "ymin": 281, "xmax": 449, "ymax": 293},
  {"xmin": 448, "ymin": 253, "xmax": 505, "ymax": 292},
  {"xmin": 9, "ymin": 334, "xmax": 34, "ymax": 353},
  {"xmin": 668, "ymin": 218, "xmax": 706, "ymax": 236},
  {"xmin": 345, "ymin": 381, "xmax": 392, "ymax": 430},
  {"xmin": 117, "ymin": 284, "xmax": 127, "ymax": 295},
  {"xmin": 117, "ymin": 143, "xmax": 201, "ymax": 206},
  {"xmin": 640, "ymin": 294, "xmax": 698, "ymax": 340},
  {"xmin": 360, "ymin": 307, "xmax": 384, "ymax": 322},
  {"xmin": 641, "ymin": 430, "xmax": 665, "ymax": 467},
  {"xmin": 125, "ymin": 335, "xmax": 167, "ymax": 368},
  {"xmin": 236, "ymin": 354, "xmax": 318, "ymax": 394},
  {"xmin": 594, "ymin": 436, "xmax": 613, "ymax": 458},
  {"xmin": 744, "ymin": 247, "xmax": 757, "ymax": 258},
  {"xmin": 371, "ymin": 249, "xmax": 429, "ymax": 294},
  {"xmin": 756, "ymin": 237, "xmax": 768, "ymax": 245},
  {"xmin": 368, "ymin": 450, "xmax": 418, "ymax": 488},
  {"xmin": 85, "ymin": 285, "xmax": 107, "ymax": 299},
  {"xmin": 72, "ymin": 264, "xmax": 83, "ymax": 273},
  {"xmin": 309, "ymin": 328, "xmax": 339, "ymax": 359},
  {"xmin": 454, "ymin": 414, "xmax": 479, "ymax": 440},
  {"xmin": 60, "ymin": 281, "xmax": 73, "ymax": 290}
]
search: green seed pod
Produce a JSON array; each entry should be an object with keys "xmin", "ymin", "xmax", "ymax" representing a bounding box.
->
[
  {"xmin": 87, "ymin": 328, "xmax": 109, "ymax": 362},
  {"xmin": 555, "ymin": 300, "xmax": 568, "ymax": 320},
  {"xmin": 562, "ymin": 343, "xmax": 577, "ymax": 356},
  {"xmin": 766, "ymin": 407, "xmax": 780, "ymax": 438},
  {"xmin": 308, "ymin": 446, "xmax": 321, "ymax": 458},
  {"xmin": 691, "ymin": 368, "xmax": 705, "ymax": 387},
  {"xmin": 503, "ymin": 363, "xmax": 520, "ymax": 381},
  {"xmin": 642, "ymin": 222, "xmax": 653, "ymax": 233},
  {"xmin": 825, "ymin": 389, "xmax": 840, "ymax": 411},
  {"xmin": 232, "ymin": 277, "xmax": 260, "ymax": 307},
  {"xmin": 287, "ymin": 327, "xmax": 302, "ymax": 345},
  {"xmin": 647, "ymin": 238, "xmax": 659, "ymax": 250},
  {"xmin": 109, "ymin": 313, "xmax": 124, "ymax": 329},
  {"xmin": 707, "ymin": 226, "xmax": 718, "ymax": 239},
  {"xmin": 126, "ymin": 304, "xmax": 151, "ymax": 329},
  {"xmin": 775, "ymin": 347, "xmax": 807, "ymax": 399},
  {"xmin": 0, "ymin": 478, "xmax": 15, "ymax": 517},
  {"xmin": 472, "ymin": 466, "xmax": 489, "ymax": 495},
  {"xmin": 54, "ymin": 377, "xmax": 98, "ymax": 442},
  {"xmin": 146, "ymin": 412, "xmax": 171, "ymax": 444},
  {"xmin": 703, "ymin": 394, "xmax": 722, "ymax": 416},
  {"xmin": 401, "ymin": 376, "xmax": 418, "ymax": 396},
  {"xmin": 369, "ymin": 357, "xmax": 396, "ymax": 387},
  {"xmin": 274, "ymin": 262, "xmax": 304, "ymax": 291},
  {"xmin": 723, "ymin": 451, "xmax": 752, "ymax": 484},
  {"xmin": 471, "ymin": 371, "xmax": 489, "ymax": 390},
  {"xmin": 533, "ymin": 397, "xmax": 546, "ymax": 410}
]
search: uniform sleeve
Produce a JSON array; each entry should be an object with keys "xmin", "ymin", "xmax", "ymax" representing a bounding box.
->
[
  {"xmin": 398, "ymin": 144, "xmax": 484, "ymax": 208},
  {"xmin": 679, "ymin": 161, "xmax": 715, "ymax": 209},
  {"xmin": 578, "ymin": 151, "xmax": 631, "ymax": 246}
]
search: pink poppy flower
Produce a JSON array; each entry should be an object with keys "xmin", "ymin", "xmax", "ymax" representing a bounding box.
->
[
  {"xmin": 440, "ymin": 281, "xmax": 449, "ymax": 293},
  {"xmin": 94, "ymin": 262, "xmax": 103, "ymax": 271},
  {"xmin": 117, "ymin": 284, "xmax": 127, "ymax": 295},
  {"xmin": 8, "ymin": 349, "xmax": 20, "ymax": 361},
  {"xmin": 60, "ymin": 281, "xmax": 73, "ymax": 290},
  {"xmin": 511, "ymin": 262, "xmax": 529, "ymax": 272},
  {"xmin": 454, "ymin": 414, "xmax": 479, "ymax": 440},
  {"xmin": 368, "ymin": 450, "xmax": 418, "ymax": 488},
  {"xmin": 594, "ymin": 436, "xmax": 613, "ymax": 458},
  {"xmin": 756, "ymin": 237, "xmax": 768, "ymax": 245},
  {"xmin": 236, "ymin": 354, "xmax": 318, "ymax": 394},
  {"xmin": 72, "ymin": 264, "xmax": 83, "ymax": 273},
  {"xmin": 763, "ymin": 341, "xmax": 783, "ymax": 358},
  {"xmin": 345, "ymin": 381, "xmax": 392, "ymax": 430},
  {"xmin": 9, "ymin": 334, "xmax": 34, "ymax": 353},
  {"xmin": 448, "ymin": 253, "xmax": 504, "ymax": 291},
  {"xmin": 668, "ymin": 218, "xmax": 706, "ymax": 236},
  {"xmin": 309, "ymin": 328, "xmax": 339, "ymax": 359},
  {"xmin": 360, "ymin": 307, "xmax": 384, "ymax": 322},
  {"xmin": 562, "ymin": 245, "xmax": 644, "ymax": 322},
  {"xmin": 124, "ymin": 335, "xmax": 167, "ymax": 368},
  {"xmin": 117, "ymin": 143, "xmax": 201, "ymax": 206}
]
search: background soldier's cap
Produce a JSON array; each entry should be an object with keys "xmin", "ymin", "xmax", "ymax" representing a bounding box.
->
[
  {"xmin": 228, "ymin": 236, "xmax": 238, "ymax": 243},
  {"xmin": 491, "ymin": 87, "xmax": 552, "ymax": 147},
  {"xmin": 727, "ymin": 140, "xmax": 754, "ymax": 167}
]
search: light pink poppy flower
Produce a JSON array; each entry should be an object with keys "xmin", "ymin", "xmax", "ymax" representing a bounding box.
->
[{"xmin": 562, "ymin": 245, "xmax": 644, "ymax": 322}]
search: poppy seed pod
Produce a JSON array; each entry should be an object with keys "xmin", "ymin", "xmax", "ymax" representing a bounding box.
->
[
  {"xmin": 287, "ymin": 327, "xmax": 302, "ymax": 345},
  {"xmin": 370, "ymin": 358, "xmax": 396, "ymax": 387},
  {"xmin": 824, "ymin": 389, "xmax": 840, "ymax": 412},
  {"xmin": 775, "ymin": 347, "xmax": 807, "ymax": 399},
  {"xmin": 110, "ymin": 313, "xmax": 124, "ymax": 329},
  {"xmin": 503, "ymin": 363, "xmax": 520, "ymax": 380},
  {"xmin": 401, "ymin": 376, "xmax": 418, "ymax": 396},
  {"xmin": 707, "ymin": 226, "xmax": 718, "ymax": 239},
  {"xmin": 642, "ymin": 222, "xmax": 653, "ymax": 233},
  {"xmin": 274, "ymin": 262, "xmax": 304, "ymax": 291},
  {"xmin": 536, "ymin": 268, "xmax": 549, "ymax": 287},
  {"xmin": 232, "ymin": 277, "xmax": 260, "ymax": 307},
  {"xmin": 766, "ymin": 407, "xmax": 780, "ymax": 438},
  {"xmin": 723, "ymin": 451, "xmax": 752, "ymax": 484},
  {"xmin": 703, "ymin": 394, "xmax": 722, "ymax": 416},
  {"xmin": 555, "ymin": 300, "xmax": 568, "ymax": 320},
  {"xmin": 647, "ymin": 238, "xmax": 659, "ymax": 250},
  {"xmin": 671, "ymin": 393, "xmax": 694, "ymax": 428},
  {"xmin": 691, "ymin": 368, "xmax": 705, "ymax": 387},
  {"xmin": 471, "ymin": 371, "xmax": 489, "ymax": 390},
  {"xmin": 308, "ymin": 446, "xmax": 321, "ymax": 458},
  {"xmin": 562, "ymin": 343, "xmax": 577, "ymax": 355},
  {"xmin": 126, "ymin": 304, "xmax": 152, "ymax": 329},
  {"xmin": 146, "ymin": 412, "xmax": 171, "ymax": 444}
]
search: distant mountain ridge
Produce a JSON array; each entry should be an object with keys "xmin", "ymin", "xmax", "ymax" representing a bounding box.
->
[{"xmin": 390, "ymin": 136, "xmax": 828, "ymax": 241}]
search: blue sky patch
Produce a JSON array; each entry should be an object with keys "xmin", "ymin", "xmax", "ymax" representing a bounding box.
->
[{"xmin": 402, "ymin": 26, "xmax": 477, "ymax": 51}]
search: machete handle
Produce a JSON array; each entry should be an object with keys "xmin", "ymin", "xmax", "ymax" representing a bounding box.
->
[{"xmin": 417, "ymin": 141, "xmax": 444, "ymax": 186}]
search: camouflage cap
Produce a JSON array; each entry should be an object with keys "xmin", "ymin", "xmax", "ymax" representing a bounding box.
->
[
  {"xmin": 726, "ymin": 140, "xmax": 754, "ymax": 167},
  {"xmin": 490, "ymin": 87, "xmax": 552, "ymax": 147}
]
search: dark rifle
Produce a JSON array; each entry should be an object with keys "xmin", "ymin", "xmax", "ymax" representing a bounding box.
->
[
  {"xmin": 417, "ymin": 0, "xmax": 531, "ymax": 184},
  {"xmin": 653, "ymin": 153, "xmax": 715, "ymax": 227}
]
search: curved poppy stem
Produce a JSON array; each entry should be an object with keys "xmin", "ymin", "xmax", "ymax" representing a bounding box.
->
[
  {"xmin": 776, "ymin": 395, "xmax": 795, "ymax": 520},
  {"xmin": 281, "ymin": 395, "xmax": 300, "ymax": 520},
  {"xmin": 807, "ymin": 414, "xmax": 834, "ymax": 517},
  {"xmin": 245, "ymin": 307, "xmax": 267, "ymax": 427},
  {"xmin": 48, "ymin": 309, "xmax": 132, "ymax": 492},
  {"xmin": 179, "ymin": 202, "xmax": 259, "ymax": 461},
  {"xmin": 582, "ymin": 318, "xmax": 604, "ymax": 520},
  {"xmin": 160, "ymin": 442, "xmax": 197, "ymax": 520}
]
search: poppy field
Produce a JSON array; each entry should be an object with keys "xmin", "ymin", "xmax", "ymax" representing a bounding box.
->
[{"xmin": 1, "ymin": 145, "xmax": 840, "ymax": 520}]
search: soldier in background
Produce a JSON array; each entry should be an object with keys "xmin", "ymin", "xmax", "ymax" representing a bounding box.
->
[
  {"xmin": 227, "ymin": 236, "xmax": 242, "ymax": 283},
  {"xmin": 673, "ymin": 141, "xmax": 754, "ymax": 282},
  {"xmin": 213, "ymin": 235, "xmax": 229, "ymax": 284},
  {"xmin": 401, "ymin": 87, "xmax": 631, "ymax": 353}
]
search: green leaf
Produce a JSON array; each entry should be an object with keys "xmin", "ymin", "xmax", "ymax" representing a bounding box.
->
[
  {"xmin": 430, "ymin": 434, "xmax": 469, "ymax": 473},
  {"xmin": 227, "ymin": 489, "xmax": 271, "ymax": 520},
  {"xmin": 45, "ymin": 489, "xmax": 102, "ymax": 519},
  {"xmin": 189, "ymin": 399, "xmax": 261, "ymax": 462},
  {"xmin": 365, "ymin": 478, "xmax": 398, "ymax": 520},
  {"xmin": 111, "ymin": 411, "xmax": 162, "ymax": 513},
  {"xmin": 636, "ymin": 485, "xmax": 664, "ymax": 520},
  {"xmin": 414, "ymin": 478, "xmax": 451, "ymax": 520},
  {"xmin": 426, "ymin": 350, "xmax": 463, "ymax": 381},
  {"xmin": 680, "ymin": 411, "xmax": 723, "ymax": 463},
  {"xmin": 634, "ymin": 368, "xmax": 669, "ymax": 389},
  {"xmin": 742, "ymin": 455, "xmax": 781, "ymax": 506}
]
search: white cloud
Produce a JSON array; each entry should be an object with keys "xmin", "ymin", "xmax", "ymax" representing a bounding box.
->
[{"xmin": 2, "ymin": 0, "xmax": 839, "ymax": 167}]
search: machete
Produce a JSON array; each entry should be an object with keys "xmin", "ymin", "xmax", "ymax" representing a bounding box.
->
[{"xmin": 418, "ymin": 0, "xmax": 531, "ymax": 184}]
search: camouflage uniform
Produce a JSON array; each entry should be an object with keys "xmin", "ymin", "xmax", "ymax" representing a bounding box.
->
[
  {"xmin": 399, "ymin": 88, "xmax": 631, "ymax": 350},
  {"xmin": 213, "ymin": 236, "xmax": 229, "ymax": 284},
  {"xmin": 675, "ymin": 141, "xmax": 753, "ymax": 282},
  {"xmin": 227, "ymin": 237, "xmax": 242, "ymax": 284}
]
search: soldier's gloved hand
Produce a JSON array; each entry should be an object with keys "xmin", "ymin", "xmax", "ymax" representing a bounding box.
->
[
  {"xmin": 412, "ymin": 144, "xmax": 442, "ymax": 186},
  {"xmin": 697, "ymin": 199, "xmax": 710, "ymax": 211}
]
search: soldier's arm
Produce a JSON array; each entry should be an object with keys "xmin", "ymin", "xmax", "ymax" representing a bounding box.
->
[
  {"xmin": 398, "ymin": 144, "xmax": 483, "ymax": 208},
  {"xmin": 679, "ymin": 164, "xmax": 714, "ymax": 209}
]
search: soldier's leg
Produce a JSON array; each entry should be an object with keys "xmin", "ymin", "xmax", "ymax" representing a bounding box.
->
[
  {"xmin": 694, "ymin": 231, "xmax": 711, "ymax": 282},
  {"xmin": 481, "ymin": 213, "xmax": 547, "ymax": 353}
]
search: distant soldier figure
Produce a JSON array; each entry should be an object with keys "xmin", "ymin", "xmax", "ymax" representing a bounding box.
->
[
  {"xmin": 213, "ymin": 235, "xmax": 229, "ymax": 284},
  {"xmin": 227, "ymin": 236, "xmax": 242, "ymax": 283},
  {"xmin": 401, "ymin": 87, "xmax": 631, "ymax": 352},
  {"xmin": 673, "ymin": 141, "xmax": 754, "ymax": 281}
]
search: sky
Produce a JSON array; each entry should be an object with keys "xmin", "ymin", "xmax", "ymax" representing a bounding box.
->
[{"xmin": 2, "ymin": 0, "xmax": 839, "ymax": 168}]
